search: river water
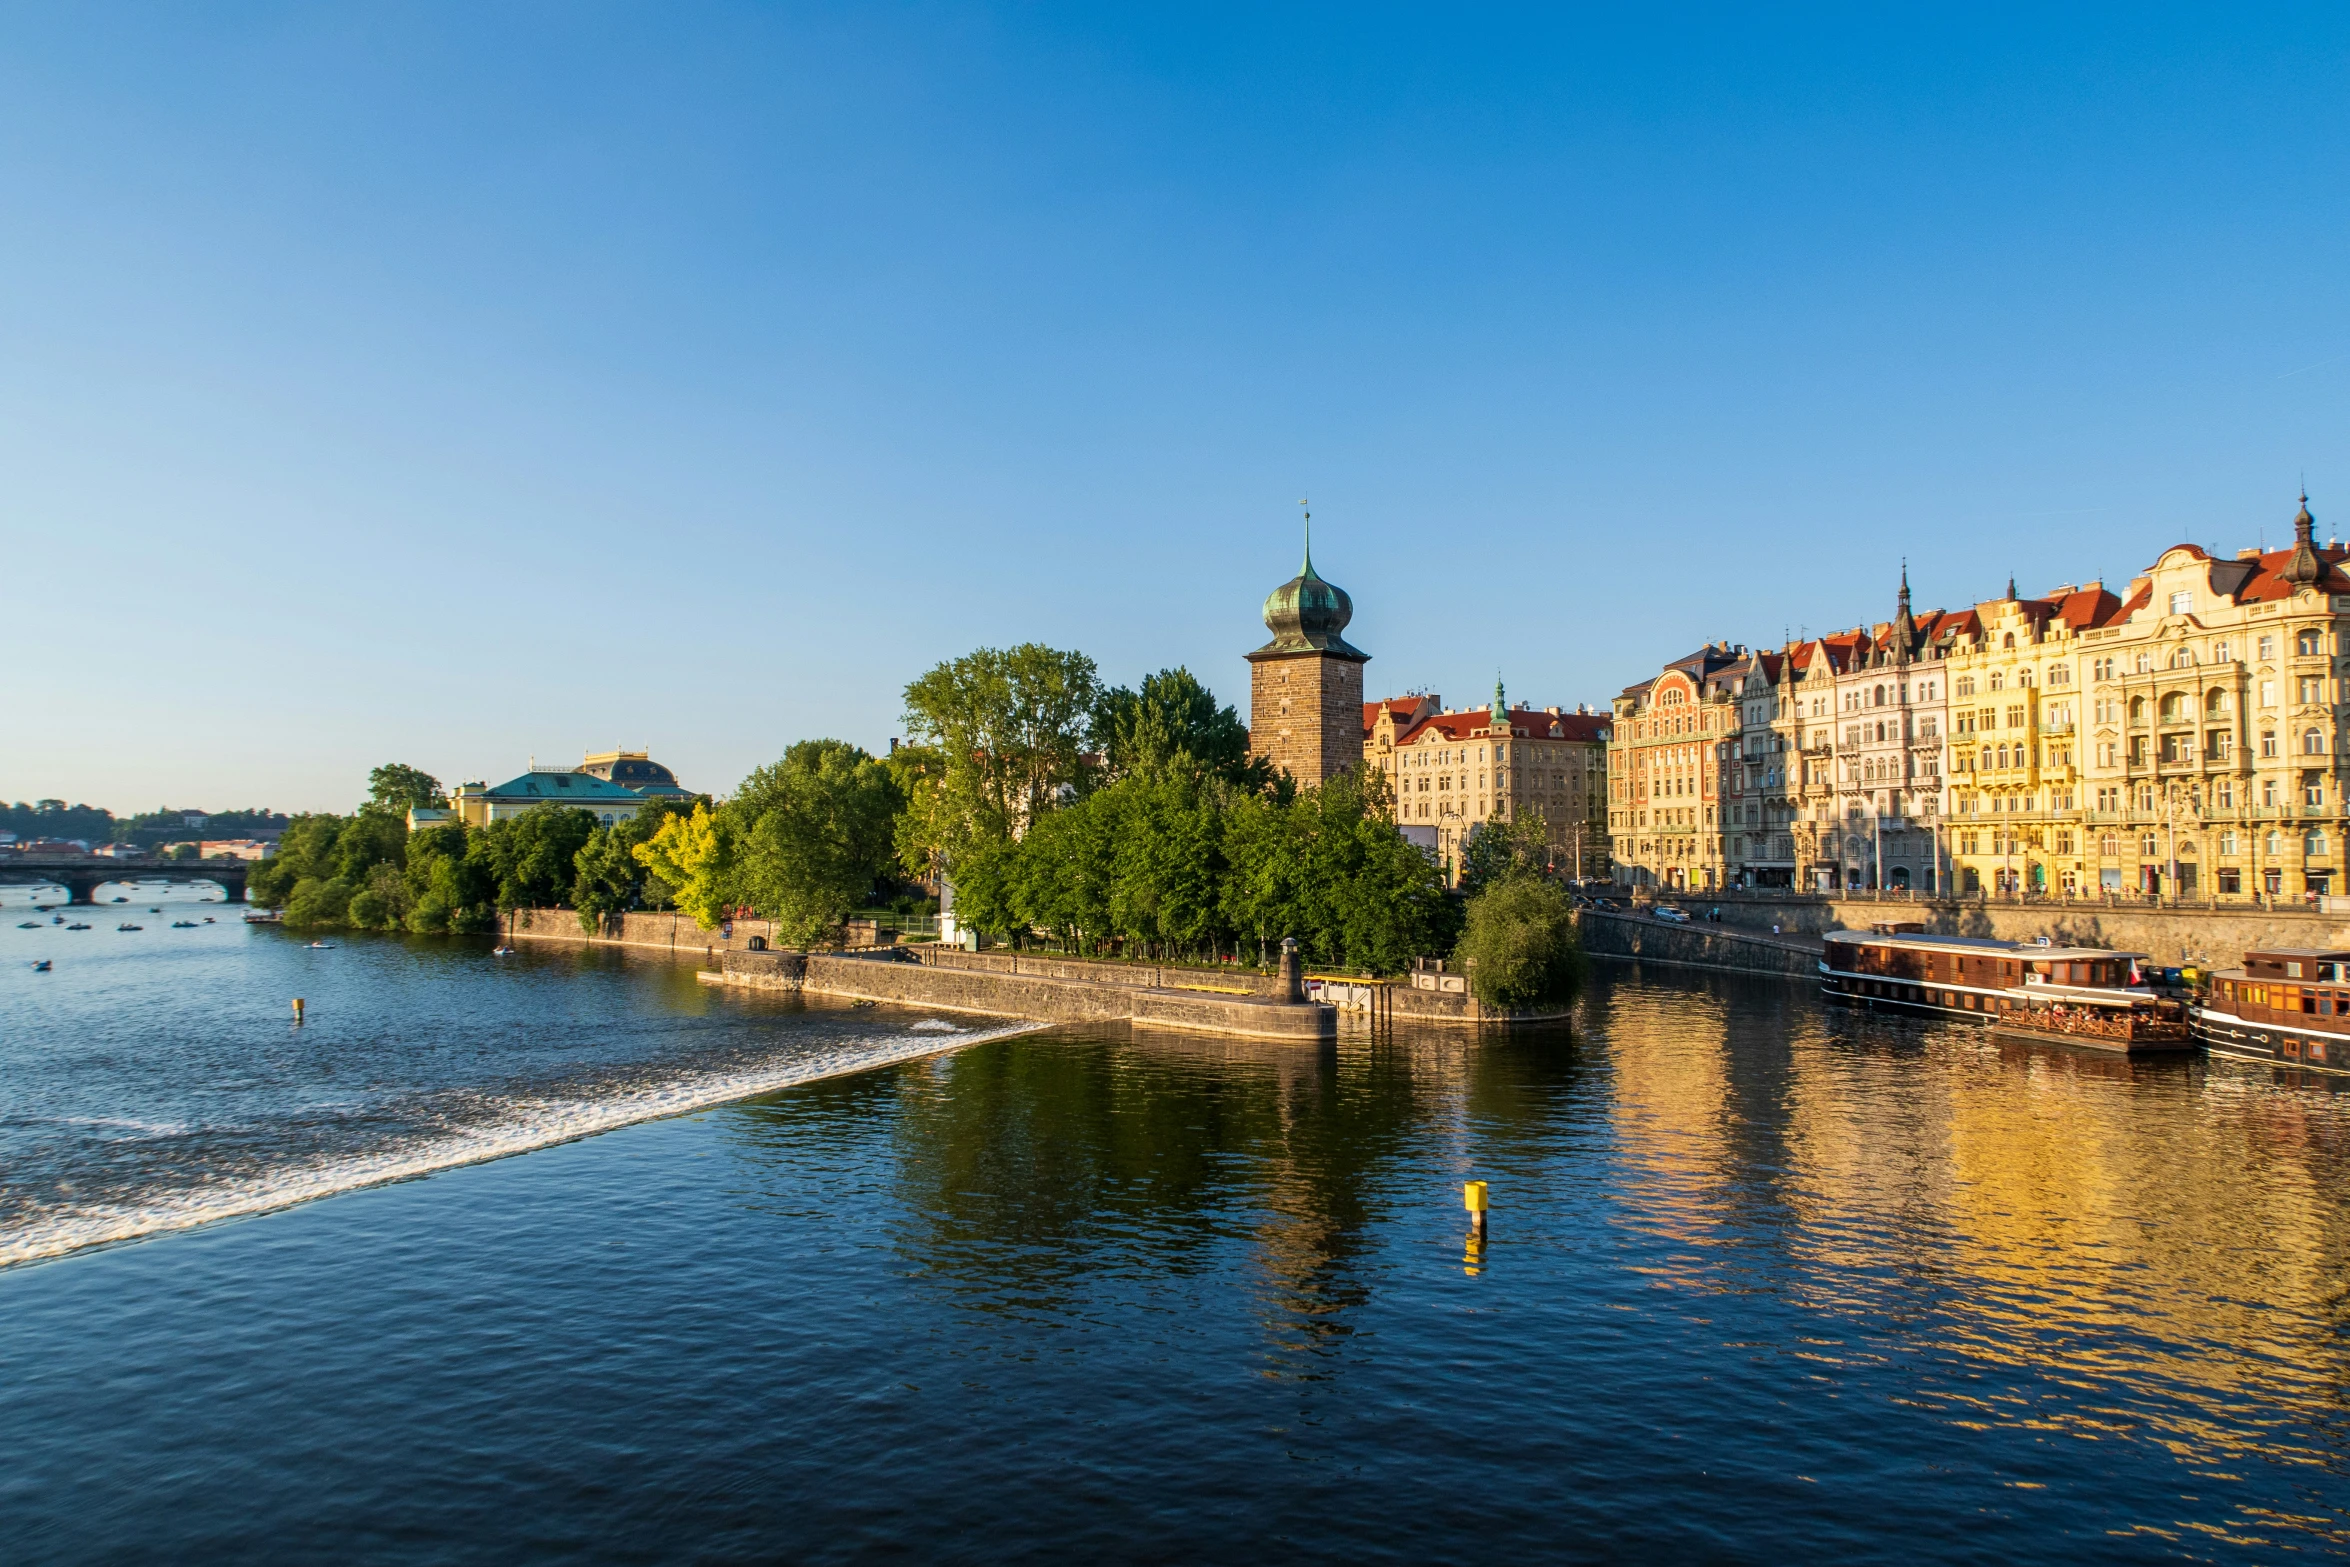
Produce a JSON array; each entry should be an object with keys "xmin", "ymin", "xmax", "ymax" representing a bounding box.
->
[{"xmin": 2, "ymin": 901, "xmax": 2346, "ymax": 1560}]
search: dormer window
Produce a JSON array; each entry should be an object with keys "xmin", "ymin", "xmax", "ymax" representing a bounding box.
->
[{"xmin": 2169, "ymin": 590, "xmax": 2192, "ymax": 616}]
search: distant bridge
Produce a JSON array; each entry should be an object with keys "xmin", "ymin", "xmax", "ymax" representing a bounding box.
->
[{"xmin": 0, "ymin": 854, "xmax": 251, "ymax": 905}]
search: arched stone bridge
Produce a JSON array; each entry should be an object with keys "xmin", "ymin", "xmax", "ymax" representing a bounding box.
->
[{"xmin": 0, "ymin": 854, "xmax": 250, "ymax": 905}]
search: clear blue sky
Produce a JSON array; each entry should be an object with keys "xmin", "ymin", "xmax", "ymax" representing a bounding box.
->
[{"xmin": 6, "ymin": 5, "xmax": 2347, "ymax": 814}]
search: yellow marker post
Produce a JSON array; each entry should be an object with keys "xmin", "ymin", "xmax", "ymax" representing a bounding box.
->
[
  {"xmin": 292, "ymin": 997, "xmax": 305, "ymax": 1023},
  {"xmin": 1463, "ymin": 1179, "xmax": 1488, "ymax": 1229}
]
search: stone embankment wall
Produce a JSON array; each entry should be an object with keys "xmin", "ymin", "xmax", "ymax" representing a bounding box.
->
[
  {"xmin": 708, "ymin": 949, "xmax": 1335, "ymax": 1041},
  {"xmin": 1579, "ymin": 911, "xmax": 1822, "ymax": 980},
  {"xmin": 513, "ymin": 908, "xmax": 1585, "ymax": 1031},
  {"xmin": 917, "ymin": 946, "xmax": 1292, "ymax": 999},
  {"xmin": 507, "ymin": 908, "xmax": 780, "ymax": 962},
  {"xmin": 1645, "ymin": 894, "xmax": 2350, "ymax": 969}
]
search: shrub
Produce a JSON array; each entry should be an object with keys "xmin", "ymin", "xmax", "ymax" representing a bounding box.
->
[{"xmin": 1454, "ymin": 876, "xmax": 1584, "ymax": 1010}]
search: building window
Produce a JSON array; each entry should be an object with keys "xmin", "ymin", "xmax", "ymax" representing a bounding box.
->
[
  {"xmin": 2262, "ymin": 732, "xmax": 2279, "ymax": 758},
  {"xmin": 2300, "ymin": 630, "xmax": 2323, "ymax": 657},
  {"xmin": 2169, "ymin": 590, "xmax": 2193, "ymax": 616},
  {"xmin": 2307, "ymin": 774, "xmax": 2327, "ymax": 808}
]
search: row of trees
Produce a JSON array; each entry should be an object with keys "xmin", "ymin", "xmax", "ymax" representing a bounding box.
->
[
  {"xmin": 884, "ymin": 646, "xmax": 1582, "ymax": 1002},
  {"xmin": 253, "ymin": 764, "xmax": 695, "ymax": 934},
  {"xmin": 256, "ymin": 649, "xmax": 1582, "ymax": 1008}
]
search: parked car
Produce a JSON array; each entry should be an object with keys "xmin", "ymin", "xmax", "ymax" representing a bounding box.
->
[{"xmin": 1654, "ymin": 906, "xmax": 1692, "ymax": 924}]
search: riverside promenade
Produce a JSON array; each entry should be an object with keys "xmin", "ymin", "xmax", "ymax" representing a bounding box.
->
[
  {"xmin": 1577, "ymin": 909, "xmax": 1825, "ymax": 980},
  {"xmin": 505, "ymin": 909, "xmax": 1573, "ymax": 1035}
]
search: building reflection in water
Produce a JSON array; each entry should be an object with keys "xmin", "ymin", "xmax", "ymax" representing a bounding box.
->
[
  {"xmin": 1591, "ymin": 961, "xmax": 2350, "ymax": 1496},
  {"xmin": 717, "ymin": 966, "xmax": 2350, "ymax": 1542}
]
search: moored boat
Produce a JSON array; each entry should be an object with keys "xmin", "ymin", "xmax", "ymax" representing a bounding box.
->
[
  {"xmin": 1820, "ymin": 927, "xmax": 2190, "ymax": 1054},
  {"xmin": 2193, "ymin": 949, "xmax": 2350, "ymax": 1075}
]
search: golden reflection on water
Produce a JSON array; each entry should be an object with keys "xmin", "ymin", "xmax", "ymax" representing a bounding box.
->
[
  {"xmin": 729, "ymin": 979, "xmax": 2349, "ymax": 1544},
  {"xmin": 1592, "ymin": 968, "xmax": 2350, "ymax": 1506}
]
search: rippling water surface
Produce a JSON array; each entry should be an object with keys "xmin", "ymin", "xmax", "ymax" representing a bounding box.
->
[{"xmin": 2, "ymin": 915, "xmax": 2346, "ymax": 1561}]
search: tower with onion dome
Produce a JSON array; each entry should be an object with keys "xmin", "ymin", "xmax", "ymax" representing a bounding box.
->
[{"xmin": 1245, "ymin": 505, "xmax": 1370, "ymax": 787}]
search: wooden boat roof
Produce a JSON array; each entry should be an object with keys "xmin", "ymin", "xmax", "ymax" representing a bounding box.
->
[{"xmin": 1823, "ymin": 930, "xmax": 2144, "ymax": 963}]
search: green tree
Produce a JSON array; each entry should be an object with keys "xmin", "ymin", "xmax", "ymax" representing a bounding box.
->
[
  {"xmin": 1290, "ymin": 769, "xmax": 1454, "ymax": 974},
  {"xmin": 366, "ymin": 763, "xmax": 446, "ymax": 815},
  {"xmin": 728, "ymin": 740, "xmax": 904, "ymax": 947},
  {"xmin": 1105, "ymin": 772, "xmax": 1227, "ymax": 956},
  {"xmin": 283, "ymin": 875, "xmax": 354, "ymax": 929},
  {"xmin": 632, "ymin": 802, "xmax": 734, "ymax": 928},
  {"xmin": 1457, "ymin": 806, "xmax": 1553, "ymax": 895},
  {"xmin": 404, "ymin": 822, "xmax": 497, "ymax": 933},
  {"xmin": 899, "ymin": 643, "xmax": 1099, "ymax": 872},
  {"xmin": 1091, "ymin": 668, "xmax": 1268, "ymax": 789},
  {"xmin": 1454, "ymin": 875, "xmax": 1585, "ymax": 1009},
  {"xmin": 570, "ymin": 799, "xmax": 693, "ymax": 930},
  {"xmin": 470, "ymin": 806, "xmax": 599, "ymax": 911},
  {"xmin": 346, "ymin": 861, "xmax": 411, "ymax": 931}
]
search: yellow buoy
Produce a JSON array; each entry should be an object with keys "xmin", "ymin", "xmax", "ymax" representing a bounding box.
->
[
  {"xmin": 1463, "ymin": 1179, "xmax": 1488, "ymax": 1218},
  {"xmin": 292, "ymin": 997, "xmax": 305, "ymax": 1021}
]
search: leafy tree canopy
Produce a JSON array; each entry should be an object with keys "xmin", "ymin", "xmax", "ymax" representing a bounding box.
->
[
  {"xmin": 1454, "ymin": 875, "xmax": 1585, "ymax": 1010},
  {"xmin": 365, "ymin": 763, "xmax": 446, "ymax": 816},
  {"xmin": 729, "ymin": 740, "xmax": 903, "ymax": 946},
  {"xmin": 899, "ymin": 644, "xmax": 1099, "ymax": 871},
  {"xmin": 1091, "ymin": 667, "xmax": 1270, "ymax": 790},
  {"xmin": 1457, "ymin": 806, "xmax": 1554, "ymax": 896},
  {"xmin": 633, "ymin": 802, "xmax": 734, "ymax": 929}
]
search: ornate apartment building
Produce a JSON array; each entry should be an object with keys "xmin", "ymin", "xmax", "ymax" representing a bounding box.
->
[
  {"xmin": 1610, "ymin": 581, "xmax": 1963, "ymax": 894},
  {"xmin": 2060, "ymin": 499, "xmax": 2350, "ymax": 900},
  {"xmin": 1609, "ymin": 495, "xmax": 2350, "ymax": 904},
  {"xmin": 1606, "ymin": 645, "xmax": 1752, "ymax": 891},
  {"xmin": 1364, "ymin": 684, "xmax": 1611, "ymax": 882},
  {"xmin": 1942, "ymin": 583, "xmax": 2114, "ymax": 894}
]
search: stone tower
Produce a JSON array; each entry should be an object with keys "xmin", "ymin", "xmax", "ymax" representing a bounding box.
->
[{"xmin": 1246, "ymin": 527, "xmax": 1370, "ymax": 787}]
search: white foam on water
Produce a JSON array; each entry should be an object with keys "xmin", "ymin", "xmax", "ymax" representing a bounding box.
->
[
  {"xmin": 908, "ymin": 1019, "xmax": 962, "ymax": 1033},
  {"xmin": 57, "ymin": 1116, "xmax": 194, "ymax": 1138},
  {"xmin": 0, "ymin": 1020, "xmax": 1047, "ymax": 1270}
]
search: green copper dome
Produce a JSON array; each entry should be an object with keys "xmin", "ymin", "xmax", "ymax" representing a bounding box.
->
[{"xmin": 1254, "ymin": 537, "xmax": 1367, "ymax": 659}]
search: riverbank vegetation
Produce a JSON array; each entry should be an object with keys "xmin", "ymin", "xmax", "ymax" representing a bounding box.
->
[
  {"xmin": 254, "ymin": 766, "xmax": 701, "ymax": 933},
  {"xmin": 256, "ymin": 648, "xmax": 1582, "ymax": 995}
]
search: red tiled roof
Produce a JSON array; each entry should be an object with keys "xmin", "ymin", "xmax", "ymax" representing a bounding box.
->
[
  {"xmin": 1395, "ymin": 705, "xmax": 1609, "ymax": 746},
  {"xmin": 2230, "ymin": 544, "xmax": 2350, "ymax": 602}
]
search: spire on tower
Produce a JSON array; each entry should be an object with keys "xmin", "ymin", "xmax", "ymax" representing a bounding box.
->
[{"xmin": 2285, "ymin": 490, "xmax": 2322, "ymax": 587}]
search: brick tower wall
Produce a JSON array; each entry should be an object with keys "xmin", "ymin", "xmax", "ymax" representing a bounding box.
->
[{"xmin": 1248, "ymin": 651, "xmax": 1367, "ymax": 789}]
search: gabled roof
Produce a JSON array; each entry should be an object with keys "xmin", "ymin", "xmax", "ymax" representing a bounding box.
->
[{"xmin": 1362, "ymin": 696, "xmax": 1436, "ymax": 738}]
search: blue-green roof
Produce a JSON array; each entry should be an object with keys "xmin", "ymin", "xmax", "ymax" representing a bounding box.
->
[{"xmin": 478, "ymin": 771, "xmax": 648, "ymax": 804}]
